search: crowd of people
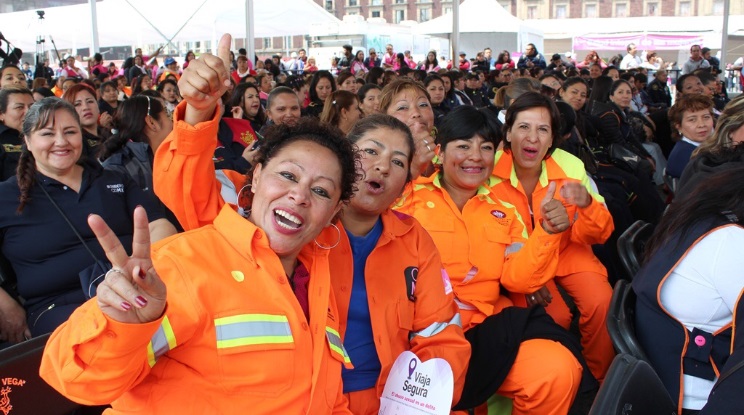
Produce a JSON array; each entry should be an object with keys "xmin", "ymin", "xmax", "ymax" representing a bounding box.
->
[{"xmin": 0, "ymin": 32, "xmax": 742, "ymax": 415}]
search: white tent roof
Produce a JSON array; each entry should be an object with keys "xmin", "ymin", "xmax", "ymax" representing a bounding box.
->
[
  {"xmin": 414, "ymin": 0, "xmax": 541, "ymax": 35},
  {"xmin": 0, "ymin": 0, "xmax": 340, "ymax": 52},
  {"xmin": 537, "ymin": 15, "xmax": 744, "ymax": 40}
]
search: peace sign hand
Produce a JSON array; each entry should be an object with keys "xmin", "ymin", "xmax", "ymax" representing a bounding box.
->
[{"xmin": 87, "ymin": 206, "xmax": 166, "ymax": 324}]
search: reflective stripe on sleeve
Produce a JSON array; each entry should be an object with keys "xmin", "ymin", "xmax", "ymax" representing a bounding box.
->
[
  {"xmin": 214, "ymin": 314, "xmax": 293, "ymax": 349},
  {"xmin": 325, "ymin": 326, "xmax": 353, "ymax": 369},
  {"xmin": 409, "ymin": 314, "xmax": 462, "ymax": 341},
  {"xmin": 505, "ymin": 242, "xmax": 524, "ymax": 257},
  {"xmin": 147, "ymin": 315, "xmax": 176, "ymax": 368}
]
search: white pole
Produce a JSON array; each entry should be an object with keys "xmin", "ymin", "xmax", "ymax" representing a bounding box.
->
[
  {"xmin": 246, "ymin": 0, "xmax": 256, "ymax": 67},
  {"xmin": 720, "ymin": 0, "xmax": 730, "ymax": 79},
  {"xmin": 89, "ymin": 0, "xmax": 100, "ymax": 53},
  {"xmin": 452, "ymin": 0, "xmax": 460, "ymax": 64}
]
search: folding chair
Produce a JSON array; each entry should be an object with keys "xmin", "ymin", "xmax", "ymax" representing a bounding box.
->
[
  {"xmin": 588, "ymin": 353, "xmax": 676, "ymax": 415},
  {"xmin": 607, "ymin": 280, "xmax": 649, "ymax": 362},
  {"xmin": 617, "ymin": 220, "xmax": 653, "ymax": 279},
  {"xmin": 0, "ymin": 333, "xmax": 82, "ymax": 414}
]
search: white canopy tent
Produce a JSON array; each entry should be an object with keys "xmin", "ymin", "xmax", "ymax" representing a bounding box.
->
[
  {"xmin": 537, "ymin": 14, "xmax": 744, "ymax": 65},
  {"xmin": 0, "ymin": 0, "xmax": 340, "ymax": 53},
  {"xmin": 414, "ymin": 0, "xmax": 543, "ymax": 59}
]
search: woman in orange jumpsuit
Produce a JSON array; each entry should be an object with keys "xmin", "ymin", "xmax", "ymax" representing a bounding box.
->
[
  {"xmin": 396, "ymin": 99, "xmax": 593, "ymax": 415},
  {"xmin": 40, "ymin": 34, "xmax": 357, "ymax": 414},
  {"xmin": 147, "ymin": 56, "xmax": 471, "ymax": 414},
  {"xmin": 490, "ymin": 91, "xmax": 615, "ymax": 382}
]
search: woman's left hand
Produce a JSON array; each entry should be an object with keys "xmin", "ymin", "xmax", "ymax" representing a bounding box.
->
[
  {"xmin": 560, "ymin": 182, "xmax": 591, "ymax": 208},
  {"xmin": 525, "ymin": 286, "xmax": 552, "ymax": 307}
]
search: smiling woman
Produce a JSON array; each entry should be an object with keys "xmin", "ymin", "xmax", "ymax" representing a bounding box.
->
[
  {"xmin": 41, "ymin": 34, "xmax": 360, "ymax": 414},
  {"xmin": 396, "ymin": 105, "xmax": 591, "ymax": 414},
  {"xmin": 0, "ymin": 97, "xmax": 174, "ymax": 344},
  {"xmin": 379, "ymin": 78, "xmax": 436, "ymax": 179}
]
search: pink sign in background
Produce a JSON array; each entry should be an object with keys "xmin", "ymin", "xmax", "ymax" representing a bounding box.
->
[{"xmin": 573, "ymin": 34, "xmax": 705, "ymax": 50}]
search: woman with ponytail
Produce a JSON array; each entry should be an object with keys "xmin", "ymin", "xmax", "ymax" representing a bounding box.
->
[
  {"xmin": 0, "ymin": 97, "xmax": 175, "ymax": 342},
  {"xmin": 99, "ymin": 95, "xmax": 181, "ymax": 230}
]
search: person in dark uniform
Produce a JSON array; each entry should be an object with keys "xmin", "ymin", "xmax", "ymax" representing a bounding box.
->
[
  {"xmin": 303, "ymin": 70, "xmax": 336, "ymax": 118},
  {"xmin": 645, "ymin": 69, "xmax": 672, "ymax": 111},
  {"xmin": 464, "ymin": 72, "xmax": 490, "ymax": 108},
  {"xmin": 0, "ymin": 97, "xmax": 176, "ymax": 343},
  {"xmin": 0, "ymin": 87, "xmax": 34, "ymax": 181}
]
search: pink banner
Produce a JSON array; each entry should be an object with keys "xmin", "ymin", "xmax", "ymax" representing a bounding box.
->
[{"xmin": 573, "ymin": 34, "xmax": 704, "ymax": 51}]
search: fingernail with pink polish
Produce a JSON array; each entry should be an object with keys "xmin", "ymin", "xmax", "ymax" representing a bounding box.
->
[
  {"xmin": 138, "ymin": 268, "xmax": 147, "ymax": 279},
  {"xmin": 135, "ymin": 296, "xmax": 148, "ymax": 307},
  {"xmin": 121, "ymin": 301, "xmax": 132, "ymax": 311}
]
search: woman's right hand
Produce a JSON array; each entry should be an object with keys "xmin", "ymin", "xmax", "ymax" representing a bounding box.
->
[
  {"xmin": 179, "ymin": 33, "xmax": 233, "ymax": 125},
  {"xmin": 0, "ymin": 293, "xmax": 31, "ymax": 344},
  {"xmin": 410, "ymin": 132, "xmax": 436, "ymax": 179},
  {"xmin": 540, "ymin": 182, "xmax": 570, "ymax": 234},
  {"xmin": 231, "ymin": 105, "xmax": 244, "ymax": 120},
  {"xmin": 88, "ymin": 206, "xmax": 166, "ymax": 324}
]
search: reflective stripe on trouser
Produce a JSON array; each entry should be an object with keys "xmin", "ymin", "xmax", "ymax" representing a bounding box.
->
[
  {"xmin": 326, "ymin": 326, "xmax": 353, "ymax": 369},
  {"xmin": 409, "ymin": 314, "xmax": 462, "ymax": 341},
  {"xmin": 147, "ymin": 315, "xmax": 177, "ymax": 367},
  {"xmin": 214, "ymin": 314, "xmax": 293, "ymax": 349}
]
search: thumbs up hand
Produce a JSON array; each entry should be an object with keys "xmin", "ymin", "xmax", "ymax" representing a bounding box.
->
[
  {"xmin": 540, "ymin": 182, "xmax": 570, "ymax": 234},
  {"xmin": 179, "ymin": 33, "xmax": 233, "ymax": 125}
]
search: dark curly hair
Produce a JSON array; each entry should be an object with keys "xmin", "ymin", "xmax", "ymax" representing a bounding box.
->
[{"xmin": 243, "ymin": 117, "xmax": 361, "ymax": 216}]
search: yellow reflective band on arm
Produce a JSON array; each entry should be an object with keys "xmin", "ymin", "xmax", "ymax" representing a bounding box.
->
[
  {"xmin": 325, "ymin": 326, "xmax": 353, "ymax": 369},
  {"xmin": 147, "ymin": 315, "xmax": 176, "ymax": 368},
  {"xmin": 214, "ymin": 314, "xmax": 293, "ymax": 349}
]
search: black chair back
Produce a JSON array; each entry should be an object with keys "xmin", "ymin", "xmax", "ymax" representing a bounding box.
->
[
  {"xmin": 617, "ymin": 219, "xmax": 653, "ymax": 278},
  {"xmin": 0, "ymin": 333, "xmax": 82, "ymax": 414},
  {"xmin": 588, "ymin": 353, "xmax": 677, "ymax": 415},
  {"xmin": 607, "ymin": 279, "xmax": 650, "ymax": 362}
]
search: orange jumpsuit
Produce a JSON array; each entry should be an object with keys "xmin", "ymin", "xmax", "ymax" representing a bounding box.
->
[
  {"xmin": 153, "ymin": 102, "xmax": 471, "ymax": 414},
  {"xmin": 332, "ymin": 211, "xmax": 471, "ymax": 414},
  {"xmin": 396, "ymin": 174, "xmax": 582, "ymax": 415},
  {"xmin": 40, "ymin": 206, "xmax": 352, "ymax": 414},
  {"xmin": 490, "ymin": 148, "xmax": 615, "ymax": 382}
]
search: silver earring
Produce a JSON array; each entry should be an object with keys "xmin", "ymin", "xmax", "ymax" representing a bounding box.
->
[{"xmin": 315, "ymin": 223, "xmax": 341, "ymax": 250}]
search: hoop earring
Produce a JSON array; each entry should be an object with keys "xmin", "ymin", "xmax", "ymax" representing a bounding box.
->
[
  {"xmin": 238, "ymin": 184, "xmax": 251, "ymax": 217},
  {"xmin": 315, "ymin": 223, "xmax": 341, "ymax": 250}
]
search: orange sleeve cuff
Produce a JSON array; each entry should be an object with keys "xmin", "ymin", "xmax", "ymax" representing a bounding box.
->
[{"xmin": 171, "ymin": 101, "xmax": 221, "ymax": 156}]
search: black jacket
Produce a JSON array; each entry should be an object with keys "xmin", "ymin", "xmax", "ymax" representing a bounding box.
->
[{"xmin": 0, "ymin": 124, "xmax": 22, "ymax": 182}]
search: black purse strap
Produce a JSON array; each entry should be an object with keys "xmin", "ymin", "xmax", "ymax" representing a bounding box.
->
[{"xmin": 37, "ymin": 183, "xmax": 100, "ymax": 264}]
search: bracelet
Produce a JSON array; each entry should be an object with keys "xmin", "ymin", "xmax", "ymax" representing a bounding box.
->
[{"xmin": 106, "ymin": 268, "xmax": 127, "ymax": 279}]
